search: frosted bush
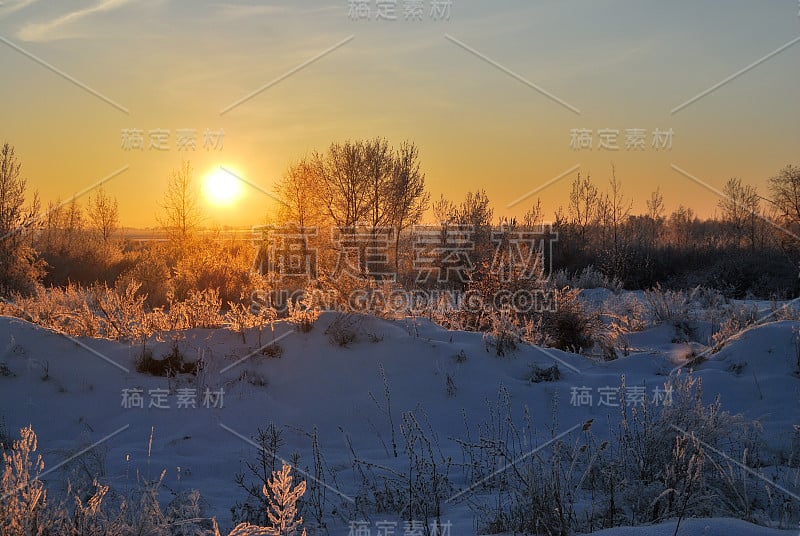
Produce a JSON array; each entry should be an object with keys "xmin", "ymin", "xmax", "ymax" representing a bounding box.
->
[
  {"xmin": 644, "ymin": 284, "xmax": 691, "ymax": 324},
  {"xmin": 711, "ymin": 302, "xmax": 759, "ymax": 350},
  {"xmin": 1, "ymin": 425, "xmax": 47, "ymax": 536},
  {"xmin": 551, "ymin": 265, "xmax": 623, "ymax": 291},
  {"xmin": 226, "ymin": 463, "xmax": 307, "ymax": 536}
]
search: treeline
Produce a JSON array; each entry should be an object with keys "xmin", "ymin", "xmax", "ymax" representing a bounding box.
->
[
  {"xmin": 1, "ymin": 138, "xmax": 799, "ymax": 302},
  {"xmin": 546, "ymin": 166, "xmax": 800, "ymax": 296}
]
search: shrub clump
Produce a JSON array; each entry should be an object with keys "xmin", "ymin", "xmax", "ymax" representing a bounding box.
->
[
  {"xmin": 325, "ymin": 313, "xmax": 361, "ymax": 347},
  {"xmin": 135, "ymin": 344, "xmax": 198, "ymax": 377}
]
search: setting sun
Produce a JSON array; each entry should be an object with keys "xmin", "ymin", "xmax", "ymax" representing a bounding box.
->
[{"xmin": 203, "ymin": 167, "xmax": 243, "ymax": 207}]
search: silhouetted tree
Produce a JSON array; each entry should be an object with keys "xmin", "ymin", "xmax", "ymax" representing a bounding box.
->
[
  {"xmin": 718, "ymin": 177, "xmax": 759, "ymax": 249},
  {"xmin": 568, "ymin": 172, "xmax": 600, "ymax": 239},
  {"xmin": 768, "ymin": 165, "xmax": 800, "ymax": 226},
  {"xmin": 158, "ymin": 160, "xmax": 203, "ymax": 247},
  {"xmin": 645, "ymin": 187, "xmax": 665, "ymax": 247},
  {"xmin": 0, "ymin": 142, "xmax": 42, "ymax": 294},
  {"xmin": 432, "ymin": 194, "xmax": 456, "ymax": 224},
  {"xmin": 87, "ymin": 186, "xmax": 119, "ymax": 244},
  {"xmin": 316, "ymin": 140, "xmax": 370, "ymax": 229}
]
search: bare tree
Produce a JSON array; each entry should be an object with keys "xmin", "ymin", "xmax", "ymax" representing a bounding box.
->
[
  {"xmin": 61, "ymin": 198, "xmax": 85, "ymax": 254},
  {"xmin": 768, "ymin": 165, "xmax": 800, "ymax": 226},
  {"xmin": 274, "ymin": 158, "xmax": 323, "ymax": 229},
  {"xmin": 666, "ymin": 205, "xmax": 697, "ymax": 247},
  {"xmin": 645, "ymin": 187, "xmax": 665, "ymax": 246},
  {"xmin": 87, "ymin": 186, "xmax": 119, "ymax": 244},
  {"xmin": 272, "ymin": 158, "xmax": 324, "ymax": 280},
  {"xmin": 316, "ymin": 141, "xmax": 370, "ymax": 229},
  {"xmin": 719, "ymin": 177, "xmax": 759, "ymax": 249},
  {"xmin": 388, "ymin": 141, "xmax": 429, "ymax": 270},
  {"xmin": 309, "ymin": 139, "xmax": 430, "ymax": 276},
  {"xmin": 454, "ymin": 190, "xmax": 493, "ymax": 228},
  {"xmin": 432, "ymin": 194, "xmax": 456, "ymax": 224},
  {"xmin": 158, "ymin": 160, "xmax": 203, "ymax": 245},
  {"xmin": 364, "ymin": 137, "xmax": 394, "ymax": 230},
  {"xmin": 605, "ymin": 166, "xmax": 632, "ymax": 249},
  {"xmin": 453, "ymin": 190, "xmax": 493, "ymax": 271},
  {"xmin": 0, "ymin": 142, "xmax": 41, "ymax": 293},
  {"xmin": 523, "ymin": 198, "xmax": 544, "ymax": 228},
  {"xmin": 568, "ymin": 172, "xmax": 600, "ymax": 239}
]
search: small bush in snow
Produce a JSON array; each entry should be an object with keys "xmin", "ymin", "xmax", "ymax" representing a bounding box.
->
[
  {"xmin": 535, "ymin": 287, "xmax": 600, "ymax": 352},
  {"xmin": 711, "ymin": 302, "xmax": 759, "ymax": 350},
  {"xmin": 644, "ymin": 284, "xmax": 692, "ymax": 324},
  {"xmin": 261, "ymin": 343, "xmax": 284, "ymax": 359},
  {"xmin": 287, "ymin": 295, "xmax": 319, "ymax": 333},
  {"xmin": 229, "ymin": 463, "xmax": 307, "ymax": 536},
  {"xmin": 602, "ymin": 292, "xmax": 648, "ymax": 333},
  {"xmin": 445, "ymin": 372, "xmax": 457, "ymax": 397},
  {"xmin": 1, "ymin": 425, "xmax": 47, "ymax": 536},
  {"xmin": 325, "ymin": 313, "xmax": 361, "ymax": 347},
  {"xmin": 136, "ymin": 342, "xmax": 198, "ymax": 377},
  {"xmin": 233, "ymin": 424, "xmax": 285, "ymax": 526},
  {"xmin": 482, "ymin": 309, "xmax": 521, "ymax": 357},
  {"xmin": 528, "ymin": 363, "xmax": 560, "ymax": 383},
  {"xmin": 551, "ymin": 265, "xmax": 623, "ymax": 291}
]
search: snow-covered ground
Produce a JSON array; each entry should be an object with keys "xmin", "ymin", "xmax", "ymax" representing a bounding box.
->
[{"xmin": 1, "ymin": 295, "xmax": 799, "ymax": 535}]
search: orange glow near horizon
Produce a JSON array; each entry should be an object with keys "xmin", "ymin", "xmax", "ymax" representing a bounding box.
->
[{"xmin": 0, "ymin": 2, "xmax": 797, "ymax": 228}]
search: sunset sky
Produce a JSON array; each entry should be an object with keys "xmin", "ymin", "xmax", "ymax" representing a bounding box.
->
[{"xmin": 0, "ymin": 0, "xmax": 798, "ymax": 228}]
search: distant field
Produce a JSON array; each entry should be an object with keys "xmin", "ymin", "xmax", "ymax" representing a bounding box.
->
[{"xmin": 118, "ymin": 228, "xmax": 256, "ymax": 243}]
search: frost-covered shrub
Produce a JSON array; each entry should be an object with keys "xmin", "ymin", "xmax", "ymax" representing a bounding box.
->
[
  {"xmin": 169, "ymin": 288, "xmax": 224, "ymax": 330},
  {"xmin": 136, "ymin": 341, "xmax": 199, "ymax": 377},
  {"xmin": 349, "ymin": 410, "xmax": 453, "ymax": 529},
  {"xmin": 287, "ymin": 294, "xmax": 319, "ymax": 333},
  {"xmin": 172, "ymin": 239, "xmax": 264, "ymax": 307},
  {"xmin": 691, "ymin": 285, "xmax": 727, "ymax": 310},
  {"xmin": 116, "ymin": 245, "xmax": 174, "ymax": 308},
  {"xmin": 1, "ymin": 425, "xmax": 47, "ymax": 536},
  {"xmin": 772, "ymin": 300, "xmax": 800, "ymax": 321},
  {"xmin": 482, "ymin": 309, "xmax": 521, "ymax": 357},
  {"xmin": 94, "ymin": 280, "xmax": 148, "ymax": 339},
  {"xmin": 711, "ymin": 303, "xmax": 759, "ymax": 350},
  {"xmin": 598, "ymin": 373, "xmax": 763, "ymax": 526},
  {"xmin": 457, "ymin": 374, "xmax": 791, "ymax": 534},
  {"xmin": 644, "ymin": 284, "xmax": 691, "ymax": 324},
  {"xmin": 536, "ymin": 287, "xmax": 600, "ymax": 352},
  {"xmin": 232, "ymin": 459, "xmax": 307, "ymax": 536},
  {"xmin": 1, "ymin": 425, "xmax": 226, "ymax": 535},
  {"xmin": 325, "ymin": 313, "xmax": 361, "ymax": 347},
  {"xmin": 602, "ymin": 292, "xmax": 648, "ymax": 333},
  {"xmin": 551, "ymin": 265, "xmax": 623, "ymax": 291},
  {"xmin": 528, "ymin": 363, "xmax": 560, "ymax": 382}
]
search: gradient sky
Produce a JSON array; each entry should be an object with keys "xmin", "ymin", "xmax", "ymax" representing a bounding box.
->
[{"xmin": 0, "ymin": 0, "xmax": 798, "ymax": 228}]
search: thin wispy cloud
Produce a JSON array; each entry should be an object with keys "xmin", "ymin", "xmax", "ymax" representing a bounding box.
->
[
  {"xmin": 0, "ymin": 0, "xmax": 41, "ymax": 19},
  {"xmin": 17, "ymin": 0, "xmax": 134, "ymax": 42},
  {"xmin": 213, "ymin": 3, "xmax": 290, "ymax": 20},
  {"xmin": 214, "ymin": 2, "xmax": 338, "ymax": 19}
]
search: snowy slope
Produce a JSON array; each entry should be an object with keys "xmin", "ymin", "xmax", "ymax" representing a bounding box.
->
[{"xmin": 1, "ymin": 308, "xmax": 799, "ymax": 534}]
